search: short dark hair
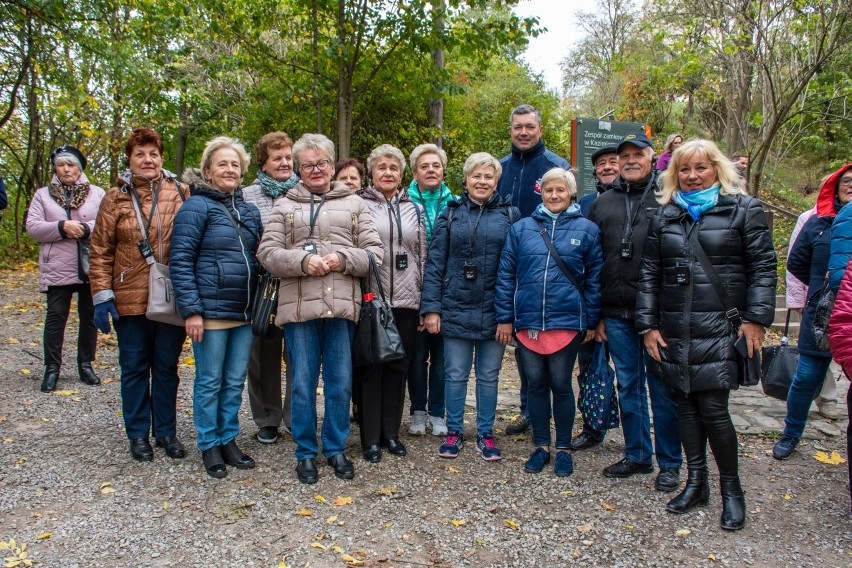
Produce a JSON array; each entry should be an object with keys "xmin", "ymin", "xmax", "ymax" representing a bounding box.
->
[
  {"xmin": 125, "ymin": 127, "xmax": 164, "ymax": 159},
  {"xmin": 509, "ymin": 104, "xmax": 541, "ymax": 125},
  {"xmin": 255, "ymin": 131, "xmax": 294, "ymax": 168},
  {"xmin": 731, "ymin": 150, "xmax": 749, "ymax": 161},
  {"xmin": 334, "ymin": 158, "xmax": 366, "ymax": 185}
]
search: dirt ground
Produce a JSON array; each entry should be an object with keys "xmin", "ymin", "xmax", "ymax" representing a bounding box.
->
[{"xmin": 1, "ymin": 264, "xmax": 851, "ymax": 567}]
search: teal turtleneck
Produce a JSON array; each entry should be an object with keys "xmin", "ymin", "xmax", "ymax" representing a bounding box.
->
[{"xmin": 407, "ymin": 180, "xmax": 455, "ymax": 244}]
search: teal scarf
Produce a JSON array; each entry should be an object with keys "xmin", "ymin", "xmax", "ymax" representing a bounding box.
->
[
  {"xmin": 408, "ymin": 180, "xmax": 455, "ymax": 244},
  {"xmin": 256, "ymin": 170, "xmax": 299, "ymax": 199},
  {"xmin": 674, "ymin": 184, "xmax": 721, "ymax": 221},
  {"xmin": 536, "ymin": 202, "xmax": 579, "ymax": 220}
]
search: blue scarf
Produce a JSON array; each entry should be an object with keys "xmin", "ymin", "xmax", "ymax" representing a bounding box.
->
[
  {"xmin": 536, "ymin": 202, "xmax": 579, "ymax": 220},
  {"xmin": 674, "ymin": 184, "xmax": 721, "ymax": 221}
]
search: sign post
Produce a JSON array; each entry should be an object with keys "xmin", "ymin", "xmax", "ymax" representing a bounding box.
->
[{"xmin": 571, "ymin": 118, "xmax": 650, "ymax": 198}]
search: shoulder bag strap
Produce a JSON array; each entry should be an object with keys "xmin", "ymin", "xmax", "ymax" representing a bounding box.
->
[
  {"xmin": 687, "ymin": 224, "xmax": 742, "ymax": 329},
  {"xmin": 538, "ymin": 221, "xmax": 583, "ymax": 295},
  {"xmin": 213, "ymin": 201, "xmax": 251, "ymax": 250}
]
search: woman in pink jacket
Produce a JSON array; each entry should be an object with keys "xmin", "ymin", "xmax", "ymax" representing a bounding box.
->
[
  {"xmin": 828, "ymin": 255, "xmax": 852, "ymax": 512},
  {"xmin": 26, "ymin": 146, "xmax": 105, "ymax": 392}
]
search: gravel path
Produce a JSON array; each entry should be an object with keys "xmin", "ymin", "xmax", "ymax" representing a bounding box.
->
[{"xmin": 1, "ymin": 265, "xmax": 850, "ymax": 567}]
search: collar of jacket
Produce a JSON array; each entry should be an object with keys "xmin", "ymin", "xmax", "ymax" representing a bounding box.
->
[
  {"xmin": 408, "ymin": 180, "xmax": 453, "ymax": 205},
  {"xmin": 286, "ymin": 180, "xmax": 352, "ymax": 203},
  {"xmin": 457, "ymin": 190, "xmax": 507, "ymax": 209},
  {"xmin": 595, "ymin": 179, "xmax": 613, "ymax": 195},
  {"xmin": 613, "ymin": 171, "xmax": 657, "ymax": 194},
  {"xmin": 661, "ymin": 193, "xmax": 739, "ymax": 220},
  {"xmin": 510, "ymin": 139, "xmax": 546, "ymax": 160},
  {"xmin": 358, "ymin": 185, "xmax": 412, "ymax": 203},
  {"xmin": 531, "ymin": 204, "xmax": 582, "ymax": 223}
]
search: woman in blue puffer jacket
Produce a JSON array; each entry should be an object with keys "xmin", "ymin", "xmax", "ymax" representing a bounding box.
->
[
  {"xmin": 495, "ymin": 167, "xmax": 602, "ymax": 477},
  {"xmin": 171, "ymin": 137, "xmax": 262, "ymax": 479}
]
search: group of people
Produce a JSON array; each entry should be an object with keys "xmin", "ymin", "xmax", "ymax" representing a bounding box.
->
[{"xmin": 30, "ymin": 103, "xmax": 850, "ymax": 532}]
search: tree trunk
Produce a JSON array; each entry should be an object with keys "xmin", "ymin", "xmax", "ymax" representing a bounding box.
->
[
  {"xmin": 175, "ymin": 97, "xmax": 188, "ymax": 176},
  {"xmin": 429, "ymin": 0, "xmax": 445, "ymax": 147},
  {"xmin": 312, "ymin": 0, "xmax": 322, "ymax": 132}
]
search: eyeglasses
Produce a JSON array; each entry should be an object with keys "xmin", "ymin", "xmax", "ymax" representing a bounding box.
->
[
  {"xmin": 840, "ymin": 177, "xmax": 852, "ymax": 187},
  {"xmin": 298, "ymin": 159, "xmax": 332, "ymax": 173}
]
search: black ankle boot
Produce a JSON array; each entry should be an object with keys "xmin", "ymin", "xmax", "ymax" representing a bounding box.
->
[
  {"xmin": 78, "ymin": 362, "xmax": 101, "ymax": 386},
  {"xmin": 666, "ymin": 468, "xmax": 710, "ymax": 514},
  {"xmin": 41, "ymin": 365, "xmax": 60, "ymax": 392},
  {"xmin": 719, "ymin": 478, "xmax": 745, "ymax": 530}
]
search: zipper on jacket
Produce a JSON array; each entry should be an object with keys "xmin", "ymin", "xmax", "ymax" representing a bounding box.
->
[
  {"xmin": 119, "ymin": 267, "xmax": 133, "ymax": 283},
  {"xmin": 231, "ymin": 194, "xmax": 252, "ymax": 320},
  {"xmin": 682, "ymin": 220, "xmax": 694, "ymax": 392},
  {"xmin": 387, "ymin": 201, "xmax": 396, "ymax": 302}
]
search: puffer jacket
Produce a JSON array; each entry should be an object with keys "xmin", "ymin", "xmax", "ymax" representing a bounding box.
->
[
  {"xmin": 420, "ymin": 191, "xmax": 520, "ymax": 340},
  {"xmin": 495, "ymin": 204, "xmax": 603, "ymax": 332},
  {"xmin": 635, "ymin": 194, "xmax": 777, "ymax": 393},
  {"xmin": 89, "ymin": 170, "xmax": 187, "ymax": 315},
  {"xmin": 786, "ymin": 208, "xmax": 816, "ymax": 308},
  {"xmin": 26, "ymin": 174, "xmax": 105, "ymax": 291},
  {"xmin": 497, "ymin": 140, "xmax": 570, "ymax": 218},
  {"xmin": 826, "ymin": 165, "xmax": 852, "ymax": 292},
  {"xmin": 257, "ymin": 181, "xmax": 383, "ymax": 325},
  {"xmin": 589, "ymin": 171, "xmax": 660, "ymax": 319},
  {"xmin": 357, "ymin": 186, "xmax": 427, "ymax": 311},
  {"xmin": 242, "ymin": 180, "xmax": 295, "ymax": 226},
  {"xmin": 828, "ymin": 255, "xmax": 852, "ymax": 368},
  {"xmin": 788, "ymin": 168, "xmax": 849, "ymax": 357},
  {"xmin": 170, "ymin": 171, "xmax": 262, "ymax": 321}
]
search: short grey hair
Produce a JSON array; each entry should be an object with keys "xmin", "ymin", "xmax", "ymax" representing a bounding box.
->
[
  {"xmin": 462, "ymin": 152, "xmax": 502, "ymax": 180},
  {"xmin": 292, "ymin": 133, "xmax": 336, "ymax": 170},
  {"xmin": 540, "ymin": 167, "xmax": 577, "ymax": 197},
  {"xmin": 509, "ymin": 104, "xmax": 541, "ymax": 125},
  {"xmin": 367, "ymin": 144, "xmax": 406, "ymax": 175},
  {"xmin": 200, "ymin": 136, "xmax": 250, "ymax": 176},
  {"xmin": 409, "ymin": 144, "xmax": 448, "ymax": 171}
]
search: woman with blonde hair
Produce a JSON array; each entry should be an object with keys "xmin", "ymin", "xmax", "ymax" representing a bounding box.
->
[
  {"xmin": 637, "ymin": 138, "xmax": 776, "ymax": 530},
  {"xmin": 655, "ymin": 133, "xmax": 684, "ymax": 171}
]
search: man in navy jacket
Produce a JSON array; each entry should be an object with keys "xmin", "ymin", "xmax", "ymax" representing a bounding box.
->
[{"xmin": 497, "ymin": 104, "xmax": 571, "ymax": 435}]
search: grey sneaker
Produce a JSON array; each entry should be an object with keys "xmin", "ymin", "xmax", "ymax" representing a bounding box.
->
[
  {"xmin": 428, "ymin": 415, "xmax": 448, "ymax": 436},
  {"xmin": 409, "ymin": 411, "xmax": 427, "ymax": 435}
]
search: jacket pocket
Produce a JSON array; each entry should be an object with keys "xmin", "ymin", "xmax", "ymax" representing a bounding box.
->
[{"xmin": 216, "ymin": 260, "xmax": 225, "ymax": 288}]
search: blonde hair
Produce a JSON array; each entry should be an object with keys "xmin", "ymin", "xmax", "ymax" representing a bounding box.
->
[
  {"xmin": 201, "ymin": 136, "xmax": 250, "ymax": 177},
  {"xmin": 462, "ymin": 152, "xmax": 502, "ymax": 180},
  {"xmin": 409, "ymin": 143, "xmax": 448, "ymax": 171},
  {"xmin": 540, "ymin": 167, "xmax": 577, "ymax": 197},
  {"xmin": 367, "ymin": 144, "xmax": 406, "ymax": 175},
  {"xmin": 664, "ymin": 133, "xmax": 684, "ymax": 152},
  {"xmin": 657, "ymin": 139, "xmax": 746, "ymax": 205}
]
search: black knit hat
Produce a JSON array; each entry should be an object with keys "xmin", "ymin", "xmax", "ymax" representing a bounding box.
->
[
  {"xmin": 50, "ymin": 145, "xmax": 87, "ymax": 171},
  {"xmin": 590, "ymin": 145, "xmax": 618, "ymax": 165}
]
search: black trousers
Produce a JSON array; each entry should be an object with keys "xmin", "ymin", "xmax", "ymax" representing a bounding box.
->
[
  {"xmin": 676, "ymin": 389, "xmax": 738, "ymax": 482},
  {"xmin": 356, "ymin": 308, "xmax": 419, "ymax": 447},
  {"xmin": 247, "ymin": 325, "xmax": 293, "ymax": 430},
  {"xmin": 43, "ymin": 284, "xmax": 97, "ymax": 369}
]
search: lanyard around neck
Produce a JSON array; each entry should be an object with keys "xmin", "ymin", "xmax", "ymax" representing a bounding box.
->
[{"xmin": 309, "ymin": 193, "xmax": 326, "ymax": 238}]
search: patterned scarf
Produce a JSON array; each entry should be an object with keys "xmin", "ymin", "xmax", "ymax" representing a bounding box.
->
[
  {"xmin": 256, "ymin": 170, "xmax": 299, "ymax": 199},
  {"xmin": 49, "ymin": 174, "xmax": 90, "ymax": 209},
  {"xmin": 674, "ymin": 184, "xmax": 721, "ymax": 222}
]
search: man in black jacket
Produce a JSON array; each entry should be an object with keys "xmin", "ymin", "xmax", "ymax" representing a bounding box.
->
[
  {"xmin": 587, "ymin": 133, "xmax": 682, "ymax": 492},
  {"xmin": 578, "ymin": 145, "xmax": 619, "ymax": 218}
]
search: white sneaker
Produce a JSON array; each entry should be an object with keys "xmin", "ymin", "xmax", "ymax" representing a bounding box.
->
[
  {"xmin": 409, "ymin": 411, "xmax": 427, "ymax": 435},
  {"xmin": 429, "ymin": 415, "xmax": 448, "ymax": 436},
  {"xmin": 818, "ymin": 400, "xmax": 840, "ymax": 420}
]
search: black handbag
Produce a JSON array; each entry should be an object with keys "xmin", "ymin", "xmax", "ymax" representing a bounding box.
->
[
  {"xmin": 760, "ymin": 309, "xmax": 801, "ymax": 401},
  {"xmin": 251, "ymin": 271, "xmax": 280, "ymax": 338},
  {"xmin": 688, "ymin": 227, "xmax": 760, "ymax": 386},
  {"xmin": 353, "ymin": 251, "xmax": 405, "ymax": 367},
  {"xmin": 812, "ymin": 280, "xmax": 835, "ymax": 351}
]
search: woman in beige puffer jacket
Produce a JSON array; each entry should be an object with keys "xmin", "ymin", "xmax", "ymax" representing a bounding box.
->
[{"xmin": 257, "ymin": 133, "xmax": 382, "ymax": 485}]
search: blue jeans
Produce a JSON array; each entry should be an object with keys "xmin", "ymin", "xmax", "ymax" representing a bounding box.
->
[
  {"xmin": 284, "ymin": 318, "xmax": 355, "ymax": 460},
  {"xmin": 114, "ymin": 315, "xmax": 186, "ymax": 439},
  {"xmin": 191, "ymin": 324, "xmax": 253, "ymax": 451},
  {"xmin": 783, "ymin": 353, "xmax": 832, "ymax": 438},
  {"xmin": 518, "ymin": 335, "xmax": 583, "ymax": 448},
  {"xmin": 408, "ymin": 330, "xmax": 445, "ymax": 417},
  {"xmin": 443, "ymin": 337, "xmax": 505, "ymax": 436},
  {"xmin": 605, "ymin": 317, "xmax": 682, "ymax": 468}
]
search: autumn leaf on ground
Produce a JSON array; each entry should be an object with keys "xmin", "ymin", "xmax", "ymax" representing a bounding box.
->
[
  {"xmin": 0, "ymin": 416, "xmax": 6, "ymax": 423},
  {"xmin": 601, "ymin": 502, "xmax": 616, "ymax": 511},
  {"xmin": 296, "ymin": 508, "xmax": 312, "ymax": 517},
  {"xmin": 20, "ymin": 369, "xmax": 31, "ymax": 376},
  {"xmin": 675, "ymin": 528, "xmax": 691, "ymax": 536},
  {"xmin": 341, "ymin": 554, "xmax": 365, "ymax": 566},
  {"xmin": 102, "ymin": 377, "xmax": 118, "ymax": 385},
  {"xmin": 504, "ymin": 519, "xmax": 519, "ymax": 530},
  {"xmin": 101, "ymin": 486, "xmax": 116, "ymax": 494},
  {"xmin": 36, "ymin": 532, "xmax": 52, "ymax": 540},
  {"xmin": 708, "ymin": 554, "xmax": 718, "ymax": 561},
  {"xmin": 376, "ymin": 486, "xmax": 397, "ymax": 496},
  {"xmin": 814, "ymin": 450, "xmax": 847, "ymax": 465},
  {"xmin": 447, "ymin": 466, "xmax": 461, "ymax": 474},
  {"xmin": 212, "ymin": 502, "xmax": 255, "ymax": 521},
  {"xmin": 182, "ymin": 356, "xmax": 195, "ymax": 366},
  {"xmin": 333, "ymin": 496, "xmax": 354, "ymax": 506},
  {"xmin": 326, "ymin": 515, "xmax": 338, "ymax": 524},
  {"xmin": 4, "ymin": 337, "xmax": 20, "ymax": 344},
  {"xmin": 315, "ymin": 495, "xmax": 328, "ymax": 504},
  {"xmin": 163, "ymin": 502, "xmax": 170, "ymax": 510},
  {"xmin": 310, "ymin": 542, "xmax": 327, "ymax": 551},
  {"xmin": 559, "ymin": 490, "xmax": 574, "ymax": 496},
  {"xmin": 53, "ymin": 389, "xmax": 79, "ymax": 396},
  {"xmin": 577, "ymin": 523, "xmax": 593, "ymax": 534},
  {"xmin": 784, "ymin": 493, "xmax": 792, "ymax": 501},
  {"xmin": 450, "ymin": 519, "xmax": 466, "ymax": 526},
  {"xmin": 331, "ymin": 545, "xmax": 344, "ymax": 554}
]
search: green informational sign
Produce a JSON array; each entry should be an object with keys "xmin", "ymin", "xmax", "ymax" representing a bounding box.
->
[{"xmin": 571, "ymin": 118, "xmax": 649, "ymax": 198}]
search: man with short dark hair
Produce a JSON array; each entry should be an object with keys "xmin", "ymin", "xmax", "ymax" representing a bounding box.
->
[
  {"xmin": 497, "ymin": 104, "xmax": 571, "ymax": 435},
  {"xmin": 588, "ymin": 132, "xmax": 682, "ymax": 491}
]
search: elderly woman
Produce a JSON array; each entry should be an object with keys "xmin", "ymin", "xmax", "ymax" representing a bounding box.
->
[
  {"xmin": 655, "ymin": 133, "xmax": 684, "ymax": 171},
  {"xmin": 90, "ymin": 127, "xmax": 188, "ymax": 462},
  {"xmin": 421, "ymin": 152, "xmax": 519, "ymax": 461},
  {"xmin": 242, "ymin": 132, "xmax": 298, "ymax": 444},
  {"xmin": 406, "ymin": 143, "xmax": 455, "ymax": 437},
  {"xmin": 27, "ymin": 146, "xmax": 105, "ymax": 392},
  {"xmin": 257, "ymin": 133, "xmax": 382, "ymax": 484},
  {"xmin": 334, "ymin": 158, "xmax": 366, "ymax": 192},
  {"xmin": 495, "ymin": 168, "xmax": 602, "ymax": 476},
  {"xmin": 637, "ymin": 139, "xmax": 776, "ymax": 531},
  {"xmin": 773, "ymin": 163, "xmax": 852, "ymax": 462},
  {"xmin": 171, "ymin": 137, "xmax": 262, "ymax": 478},
  {"xmin": 354, "ymin": 144, "xmax": 427, "ymax": 462}
]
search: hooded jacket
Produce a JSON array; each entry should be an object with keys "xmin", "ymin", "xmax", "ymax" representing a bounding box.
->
[
  {"xmin": 257, "ymin": 181, "xmax": 383, "ymax": 325},
  {"xmin": 420, "ymin": 191, "xmax": 520, "ymax": 340},
  {"xmin": 494, "ymin": 204, "xmax": 603, "ymax": 333},
  {"xmin": 828, "ymin": 254, "xmax": 852, "ymax": 369},
  {"xmin": 788, "ymin": 165, "xmax": 851, "ymax": 357},
  {"xmin": 824, "ymin": 164, "xmax": 852, "ymax": 292},
  {"xmin": 357, "ymin": 185, "xmax": 427, "ymax": 311},
  {"xmin": 89, "ymin": 170, "xmax": 187, "ymax": 315},
  {"xmin": 635, "ymin": 194, "xmax": 777, "ymax": 393},
  {"xmin": 497, "ymin": 140, "xmax": 570, "ymax": 219},
  {"xmin": 588, "ymin": 171, "xmax": 660, "ymax": 319},
  {"xmin": 169, "ymin": 170, "xmax": 262, "ymax": 322},
  {"xmin": 27, "ymin": 173, "xmax": 105, "ymax": 291}
]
